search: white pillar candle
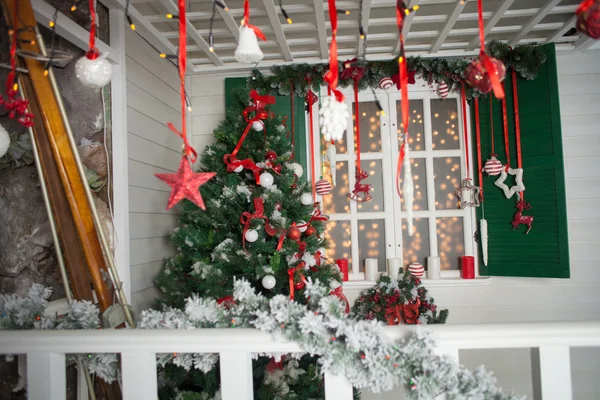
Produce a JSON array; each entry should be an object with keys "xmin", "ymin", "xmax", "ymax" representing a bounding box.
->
[
  {"xmin": 364, "ymin": 258, "xmax": 378, "ymax": 281},
  {"xmin": 427, "ymin": 256, "xmax": 441, "ymax": 280},
  {"xmin": 387, "ymin": 258, "xmax": 402, "ymax": 280}
]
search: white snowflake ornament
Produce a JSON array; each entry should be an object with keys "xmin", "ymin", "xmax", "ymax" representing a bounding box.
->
[
  {"xmin": 319, "ymin": 95, "xmax": 348, "ymax": 142},
  {"xmin": 494, "ymin": 167, "xmax": 525, "ymax": 199}
]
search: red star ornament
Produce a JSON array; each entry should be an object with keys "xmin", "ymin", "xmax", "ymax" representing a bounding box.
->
[{"xmin": 156, "ymin": 156, "xmax": 216, "ymax": 210}]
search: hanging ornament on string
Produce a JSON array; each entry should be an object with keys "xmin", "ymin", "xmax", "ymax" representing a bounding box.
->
[
  {"xmin": 437, "ymin": 81, "xmax": 449, "ymax": 99},
  {"xmin": 454, "ymin": 87, "xmax": 481, "ymax": 208},
  {"xmin": 378, "ymin": 77, "xmax": 394, "ymax": 90},
  {"xmin": 483, "ymin": 94, "xmax": 503, "ymax": 176},
  {"xmin": 576, "ymin": 0, "xmax": 600, "ymax": 39},
  {"xmin": 156, "ymin": 0, "xmax": 216, "ymax": 210},
  {"xmin": 76, "ymin": 0, "xmax": 112, "ymax": 88},
  {"xmin": 324, "ymin": 142, "xmax": 337, "ymax": 186},
  {"xmin": 320, "ymin": 0, "xmax": 349, "ymax": 142},
  {"xmin": 474, "ymin": 98, "xmax": 488, "ymax": 266},
  {"xmin": 464, "ymin": 0, "xmax": 506, "ymax": 98},
  {"xmin": 235, "ymin": 0, "xmax": 267, "ymax": 64},
  {"xmin": 316, "ymin": 156, "xmax": 333, "ymax": 196},
  {"xmin": 305, "ymin": 89, "xmax": 319, "ymax": 202}
]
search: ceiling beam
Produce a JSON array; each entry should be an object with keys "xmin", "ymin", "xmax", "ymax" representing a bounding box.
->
[
  {"xmin": 261, "ymin": 0, "xmax": 293, "ymax": 62},
  {"xmin": 574, "ymin": 35, "xmax": 596, "ymax": 51},
  {"xmin": 467, "ymin": 0, "xmax": 515, "ymax": 51},
  {"xmin": 393, "ymin": 0, "xmax": 420, "ymax": 55},
  {"xmin": 508, "ymin": 0, "xmax": 562, "ymax": 46},
  {"xmin": 217, "ymin": 0, "xmax": 240, "ymax": 41},
  {"xmin": 160, "ymin": 0, "xmax": 224, "ymax": 67},
  {"xmin": 313, "ymin": 0, "xmax": 329, "ymax": 59},
  {"xmin": 358, "ymin": 0, "xmax": 373, "ymax": 57},
  {"xmin": 430, "ymin": 0, "xmax": 466, "ymax": 54},
  {"xmin": 544, "ymin": 15, "xmax": 576, "ymax": 44},
  {"xmin": 99, "ymin": 0, "xmax": 193, "ymax": 71}
]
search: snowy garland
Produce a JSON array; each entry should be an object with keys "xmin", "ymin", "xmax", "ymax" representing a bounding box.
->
[
  {"xmin": 139, "ymin": 279, "xmax": 522, "ymax": 399},
  {"xmin": 0, "ymin": 285, "xmax": 119, "ymax": 384}
]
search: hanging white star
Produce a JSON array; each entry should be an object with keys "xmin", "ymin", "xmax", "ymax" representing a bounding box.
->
[
  {"xmin": 454, "ymin": 179, "xmax": 481, "ymax": 209},
  {"xmin": 494, "ymin": 167, "xmax": 525, "ymax": 199}
]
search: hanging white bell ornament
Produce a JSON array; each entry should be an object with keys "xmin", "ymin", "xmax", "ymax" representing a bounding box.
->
[
  {"xmin": 252, "ymin": 120, "xmax": 264, "ymax": 131},
  {"xmin": 75, "ymin": 52, "xmax": 113, "ymax": 88},
  {"xmin": 325, "ymin": 142, "xmax": 337, "ymax": 186},
  {"xmin": 262, "ymin": 275, "xmax": 276, "ymax": 289},
  {"xmin": 245, "ymin": 229, "xmax": 259, "ymax": 243},
  {"xmin": 438, "ymin": 82, "xmax": 449, "ymax": 99},
  {"xmin": 259, "ymin": 172, "xmax": 274, "ymax": 188},
  {"xmin": 402, "ymin": 144, "xmax": 414, "ymax": 236},
  {"xmin": 300, "ymin": 193, "xmax": 313, "ymax": 205},
  {"xmin": 235, "ymin": 26, "xmax": 264, "ymax": 64},
  {"xmin": 297, "ymin": 220, "xmax": 307, "ymax": 233},
  {"xmin": 0, "ymin": 124, "xmax": 10, "ymax": 158},
  {"xmin": 480, "ymin": 219, "xmax": 488, "ymax": 266},
  {"xmin": 319, "ymin": 95, "xmax": 349, "ymax": 142},
  {"xmin": 286, "ymin": 162, "xmax": 303, "ymax": 178}
]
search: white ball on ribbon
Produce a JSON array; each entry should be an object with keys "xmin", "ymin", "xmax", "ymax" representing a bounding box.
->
[
  {"xmin": 261, "ymin": 275, "xmax": 276, "ymax": 289},
  {"xmin": 319, "ymin": 95, "xmax": 349, "ymax": 142},
  {"xmin": 259, "ymin": 172, "xmax": 274, "ymax": 188},
  {"xmin": 233, "ymin": 165, "xmax": 244, "ymax": 173},
  {"xmin": 286, "ymin": 162, "xmax": 303, "ymax": 178},
  {"xmin": 0, "ymin": 124, "xmax": 10, "ymax": 158},
  {"xmin": 252, "ymin": 120, "xmax": 264, "ymax": 131},
  {"xmin": 300, "ymin": 192, "xmax": 313, "ymax": 206},
  {"xmin": 245, "ymin": 229, "xmax": 259, "ymax": 243},
  {"xmin": 75, "ymin": 54, "xmax": 113, "ymax": 88},
  {"xmin": 297, "ymin": 220, "xmax": 307, "ymax": 233}
]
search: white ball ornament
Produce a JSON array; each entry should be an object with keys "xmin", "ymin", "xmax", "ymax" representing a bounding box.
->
[
  {"xmin": 286, "ymin": 162, "xmax": 303, "ymax": 178},
  {"xmin": 75, "ymin": 53, "xmax": 113, "ymax": 88},
  {"xmin": 319, "ymin": 95, "xmax": 349, "ymax": 142},
  {"xmin": 245, "ymin": 229, "xmax": 259, "ymax": 243},
  {"xmin": 252, "ymin": 120, "xmax": 264, "ymax": 131},
  {"xmin": 297, "ymin": 221, "xmax": 307, "ymax": 233},
  {"xmin": 277, "ymin": 124, "xmax": 286, "ymax": 133},
  {"xmin": 262, "ymin": 275, "xmax": 276, "ymax": 290},
  {"xmin": 0, "ymin": 124, "xmax": 10, "ymax": 158},
  {"xmin": 300, "ymin": 193, "xmax": 313, "ymax": 206},
  {"xmin": 234, "ymin": 165, "xmax": 244, "ymax": 173},
  {"xmin": 259, "ymin": 172, "xmax": 274, "ymax": 188},
  {"xmin": 329, "ymin": 280, "xmax": 342, "ymax": 289}
]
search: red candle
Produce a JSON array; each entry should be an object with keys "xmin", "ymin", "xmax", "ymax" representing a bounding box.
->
[
  {"xmin": 336, "ymin": 259, "xmax": 349, "ymax": 281},
  {"xmin": 461, "ymin": 256, "xmax": 475, "ymax": 279}
]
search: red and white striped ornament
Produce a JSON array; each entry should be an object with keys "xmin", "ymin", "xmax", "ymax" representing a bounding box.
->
[
  {"xmin": 483, "ymin": 155, "xmax": 503, "ymax": 176},
  {"xmin": 438, "ymin": 82, "xmax": 449, "ymax": 99},
  {"xmin": 408, "ymin": 262, "xmax": 424, "ymax": 278},
  {"xmin": 315, "ymin": 178, "xmax": 333, "ymax": 196},
  {"xmin": 378, "ymin": 77, "xmax": 394, "ymax": 90}
]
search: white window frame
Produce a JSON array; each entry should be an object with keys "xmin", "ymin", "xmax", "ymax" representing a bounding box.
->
[{"xmin": 311, "ymin": 80, "xmax": 478, "ymax": 281}]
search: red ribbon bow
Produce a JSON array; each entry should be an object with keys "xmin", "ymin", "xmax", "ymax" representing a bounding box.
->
[
  {"xmin": 169, "ymin": 122, "xmax": 198, "ymax": 162},
  {"xmin": 384, "ymin": 298, "xmax": 420, "ymax": 325},
  {"xmin": 331, "ymin": 286, "xmax": 350, "ymax": 313},
  {"xmin": 391, "ymin": 70, "xmax": 416, "ymax": 89},
  {"xmin": 288, "ymin": 262, "xmax": 307, "ymax": 300},
  {"xmin": 323, "ymin": 0, "xmax": 345, "ymax": 103},
  {"xmin": 240, "ymin": 198, "xmax": 284, "ymax": 253},
  {"xmin": 340, "ymin": 58, "xmax": 365, "ymax": 82},
  {"xmin": 217, "ymin": 296, "xmax": 236, "ymax": 309},
  {"xmin": 241, "ymin": 0, "xmax": 267, "ymax": 41},
  {"xmin": 223, "ymin": 154, "xmax": 263, "ymax": 183}
]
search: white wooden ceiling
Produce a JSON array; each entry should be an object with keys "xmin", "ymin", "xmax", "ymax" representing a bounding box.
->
[{"xmin": 110, "ymin": 0, "xmax": 600, "ymax": 74}]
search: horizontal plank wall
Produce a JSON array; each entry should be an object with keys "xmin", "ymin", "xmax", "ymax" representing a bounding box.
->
[{"xmin": 125, "ymin": 30, "xmax": 180, "ymax": 314}]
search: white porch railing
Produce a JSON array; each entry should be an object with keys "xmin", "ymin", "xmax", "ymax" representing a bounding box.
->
[{"xmin": 1, "ymin": 322, "xmax": 600, "ymax": 400}]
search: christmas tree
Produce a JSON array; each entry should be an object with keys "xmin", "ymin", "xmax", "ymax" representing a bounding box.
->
[{"xmin": 154, "ymin": 89, "xmax": 345, "ymax": 399}]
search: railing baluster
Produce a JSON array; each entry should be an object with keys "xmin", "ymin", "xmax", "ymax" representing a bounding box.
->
[
  {"xmin": 121, "ymin": 352, "xmax": 158, "ymax": 399},
  {"xmin": 27, "ymin": 353, "xmax": 66, "ymax": 400},
  {"xmin": 324, "ymin": 372, "xmax": 353, "ymax": 400},
  {"xmin": 532, "ymin": 346, "xmax": 572, "ymax": 400},
  {"xmin": 220, "ymin": 351, "xmax": 253, "ymax": 400}
]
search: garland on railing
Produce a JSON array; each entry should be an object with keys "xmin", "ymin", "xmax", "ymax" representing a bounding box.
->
[
  {"xmin": 0, "ymin": 285, "xmax": 118, "ymax": 384},
  {"xmin": 139, "ymin": 279, "xmax": 522, "ymax": 399},
  {"xmin": 248, "ymin": 40, "xmax": 547, "ymax": 99}
]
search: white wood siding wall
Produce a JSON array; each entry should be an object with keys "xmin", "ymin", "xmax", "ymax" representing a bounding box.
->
[
  {"xmin": 125, "ymin": 30, "xmax": 181, "ymax": 313},
  {"xmin": 186, "ymin": 51, "xmax": 600, "ymax": 399}
]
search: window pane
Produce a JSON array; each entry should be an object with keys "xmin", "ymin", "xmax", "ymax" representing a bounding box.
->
[
  {"xmin": 356, "ymin": 160, "xmax": 384, "ymax": 213},
  {"xmin": 325, "ymin": 220, "xmax": 352, "ymax": 271},
  {"xmin": 431, "ymin": 99, "xmax": 460, "ymax": 150},
  {"xmin": 402, "ymin": 218, "xmax": 430, "ymax": 267},
  {"xmin": 353, "ymin": 101, "xmax": 382, "ymax": 153},
  {"xmin": 436, "ymin": 217, "xmax": 464, "ymax": 270},
  {"xmin": 358, "ymin": 219, "xmax": 386, "ymax": 271},
  {"xmin": 322, "ymin": 161, "xmax": 350, "ymax": 214},
  {"xmin": 397, "ymin": 99, "xmax": 425, "ymax": 151},
  {"xmin": 433, "ymin": 157, "xmax": 461, "ymax": 210},
  {"xmin": 397, "ymin": 158, "xmax": 428, "ymax": 211}
]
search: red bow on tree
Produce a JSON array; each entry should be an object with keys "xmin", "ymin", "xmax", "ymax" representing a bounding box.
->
[
  {"xmin": 391, "ymin": 70, "xmax": 416, "ymax": 89},
  {"xmin": 331, "ymin": 286, "xmax": 350, "ymax": 313},
  {"xmin": 240, "ymin": 198, "xmax": 281, "ymax": 252},
  {"xmin": 384, "ymin": 298, "xmax": 420, "ymax": 325},
  {"xmin": 340, "ymin": 58, "xmax": 365, "ymax": 82}
]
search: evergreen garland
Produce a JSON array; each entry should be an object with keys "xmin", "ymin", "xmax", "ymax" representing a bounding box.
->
[{"xmin": 248, "ymin": 41, "xmax": 546, "ymax": 99}]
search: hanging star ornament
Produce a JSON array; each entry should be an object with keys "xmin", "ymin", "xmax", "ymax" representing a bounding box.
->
[
  {"xmin": 494, "ymin": 167, "xmax": 525, "ymax": 199},
  {"xmin": 454, "ymin": 179, "xmax": 481, "ymax": 209},
  {"xmin": 156, "ymin": 156, "xmax": 216, "ymax": 210}
]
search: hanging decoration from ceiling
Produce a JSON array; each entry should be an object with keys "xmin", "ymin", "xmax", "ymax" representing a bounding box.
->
[
  {"xmin": 454, "ymin": 88, "xmax": 481, "ymax": 208},
  {"xmin": 473, "ymin": 98, "xmax": 488, "ymax": 266},
  {"xmin": 305, "ymin": 89, "xmax": 318, "ymax": 201},
  {"xmin": 235, "ymin": 0, "xmax": 266, "ymax": 64},
  {"xmin": 248, "ymin": 41, "xmax": 546, "ymax": 99},
  {"xmin": 483, "ymin": 95, "xmax": 504, "ymax": 176},
  {"xmin": 75, "ymin": 0, "xmax": 113, "ymax": 88},
  {"xmin": 576, "ymin": 0, "xmax": 600, "ymax": 39},
  {"xmin": 324, "ymin": 141, "xmax": 337, "ymax": 186},
  {"xmin": 156, "ymin": 0, "xmax": 216, "ymax": 210}
]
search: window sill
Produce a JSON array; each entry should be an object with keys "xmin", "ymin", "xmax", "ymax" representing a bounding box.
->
[{"xmin": 342, "ymin": 276, "xmax": 492, "ymax": 291}]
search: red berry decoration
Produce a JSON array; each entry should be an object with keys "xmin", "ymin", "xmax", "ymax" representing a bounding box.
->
[
  {"xmin": 464, "ymin": 57, "xmax": 506, "ymax": 94},
  {"xmin": 294, "ymin": 280, "xmax": 305, "ymax": 290},
  {"xmin": 305, "ymin": 226, "xmax": 317, "ymax": 236},
  {"xmin": 288, "ymin": 225, "xmax": 301, "ymax": 240},
  {"xmin": 265, "ymin": 150, "xmax": 277, "ymax": 161},
  {"xmin": 577, "ymin": 0, "xmax": 600, "ymax": 39}
]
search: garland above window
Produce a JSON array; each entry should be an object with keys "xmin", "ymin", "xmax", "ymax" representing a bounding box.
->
[{"xmin": 248, "ymin": 40, "xmax": 547, "ymax": 99}]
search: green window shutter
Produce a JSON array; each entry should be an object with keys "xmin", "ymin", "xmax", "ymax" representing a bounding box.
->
[
  {"xmin": 472, "ymin": 43, "xmax": 570, "ymax": 278},
  {"xmin": 224, "ymin": 77, "xmax": 307, "ymax": 173}
]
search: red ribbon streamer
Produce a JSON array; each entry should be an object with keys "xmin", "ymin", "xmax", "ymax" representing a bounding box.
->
[
  {"xmin": 242, "ymin": 0, "xmax": 266, "ymax": 41},
  {"xmin": 290, "ymin": 82, "xmax": 295, "ymax": 158},
  {"xmin": 86, "ymin": 0, "xmax": 98, "ymax": 59},
  {"xmin": 512, "ymin": 69, "xmax": 524, "ymax": 201},
  {"xmin": 306, "ymin": 90, "xmax": 317, "ymax": 201},
  {"xmin": 395, "ymin": 0, "xmax": 410, "ymax": 198},
  {"xmin": 288, "ymin": 262, "xmax": 306, "ymax": 300},
  {"xmin": 354, "ymin": 81, "xmax": 361, "ymax": 173},
  {"xmin": 475, "ymin": 98, "xmax": 483, "ymax": 201},
  {"xmin": 489, "ymin": 93, "xmax": 495, "ymax": 155},
  {"xmin": 501, "ymin": 84, "xmax": 510, "ymax": 169},
  {"xmin": 461, "ymin": 87, "xmax": 471, "ymax": 180},
  {"xmin": 331, "ymin": 287, "xmax": 350, "ymax": 313},
  {"xmin": 168, "ymin": 122, "xmax": 197, "ymax": 162},
  {"xmin": 323, "ymin": 0, "xmax": 344, "ymax": 102},
  {"xmin": 475, "ymin": 0, "xmax": 504, "ymax": 98}
]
